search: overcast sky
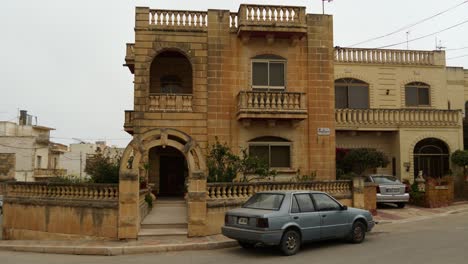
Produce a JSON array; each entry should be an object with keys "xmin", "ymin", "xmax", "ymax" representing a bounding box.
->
[{"xmin": 1, "ymin": 0, "xmax": 467, "ymax": 147}]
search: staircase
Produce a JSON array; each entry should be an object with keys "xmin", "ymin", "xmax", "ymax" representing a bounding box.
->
[{"xmin": 138, "ymin": 197, "xmax": 188, "ymax": 239}]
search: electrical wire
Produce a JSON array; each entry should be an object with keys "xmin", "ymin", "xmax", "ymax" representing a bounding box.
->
[
  {"xmin": 349, "ymin": 0, "xmax": 468, "ymax": 47},
  {"xmin": 446, "ymin": 46, "xmax": 468, "ymax": 51},
  {"xmin": 447, "ymin": 54, "xmax": 468, "ymax": 60},
  {"xmin": 376, "ymin": 18, "xmax": 468, "ymax": 49}
]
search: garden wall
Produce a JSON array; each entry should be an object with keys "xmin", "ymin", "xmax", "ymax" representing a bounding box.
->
[
  {"xmin": 202, "ymin": 180, "xmax": 360, "ymax": 236},
  {"xmin": 2, "ymin": 182, "xmax": 119, "ymax": 240}
]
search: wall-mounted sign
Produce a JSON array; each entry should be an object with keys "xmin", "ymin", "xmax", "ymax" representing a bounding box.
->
[{"xmin": 317, "ymin": 128, "xmax": 331, "ymax": 136}]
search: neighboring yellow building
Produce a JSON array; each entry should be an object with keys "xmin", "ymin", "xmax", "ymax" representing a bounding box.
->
[{"xmin": 334, "ymin": 48, "xmax": 468, "ymax": 182}]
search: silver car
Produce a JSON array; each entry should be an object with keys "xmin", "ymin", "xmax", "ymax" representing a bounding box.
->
[
  {"xmin": 222, "ymin": 191, "xmax": 375, "ymax": 255},
  {"xmin": 366, "ymin": 174, "xmax": 410, "ymax": 208}
]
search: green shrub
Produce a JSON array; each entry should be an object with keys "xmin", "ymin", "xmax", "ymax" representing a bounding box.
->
[{"xmin": 144, "ymin": 193, "xmax": 153, "ymax": 208}]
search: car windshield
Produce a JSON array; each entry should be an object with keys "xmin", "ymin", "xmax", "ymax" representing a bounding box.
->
[
  {"xmin": 372, "ymin": 176, "xmax": 401, "ymax": 184},
  {"xmin": 243, "ymin": 193, "xmax": 284, "ymax": 211}
]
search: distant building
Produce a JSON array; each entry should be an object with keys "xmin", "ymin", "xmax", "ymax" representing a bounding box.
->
[
  {"xmin": 60, "ymin": 141, "xmax": 124, "ymax": 179},
  {"xmin": 0, "ymin": 110, "xmax": 67, "ymax": 181}
]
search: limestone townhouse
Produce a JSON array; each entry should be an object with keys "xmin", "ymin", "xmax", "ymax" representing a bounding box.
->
[{"xmin": 119, "ymin": 4, "xmax": 467, "ymax": 237}]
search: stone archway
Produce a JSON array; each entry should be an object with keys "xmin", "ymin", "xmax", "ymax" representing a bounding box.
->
[{"xmin": 118, "ymin": 128, "xmax": 207, "ymax": 239}]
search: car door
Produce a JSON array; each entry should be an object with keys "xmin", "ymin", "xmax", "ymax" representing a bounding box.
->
[
  {"xmin": 311, "ymin": 193, "xmax": 349, "ymax": 239},
  {"xmin": 290, "ymin": 193, "xmax": 321, "ymax": 242}
]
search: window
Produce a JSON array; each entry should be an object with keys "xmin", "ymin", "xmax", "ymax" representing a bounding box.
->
[
  {"xmin": 243, "ymin": 193, "xmax": 284, "ymax": 211},
  {"xmin": 294, "ymin": 194, "xmax": 315, "ymax": 212},
  {"xmin": 311, "ymin": 193, "xmax": 341, "ymax": 211},
  {"xmin": 249, "ymin": 136, "xmax": 291, "ymax": 168},
  {"xmin": 335, "ymin": 78, "xmax": 369, "ymax": 109},
  {"xmin": 36, "ymin": 155, "xmax": 42, "ymax": 168},
  {"xmin": 405, "ymin": 82, "xmax": 430, "ymax": 106},
  {"xmin": 252, "ymin": 54, "xmax": 286, "ymax": 90}
]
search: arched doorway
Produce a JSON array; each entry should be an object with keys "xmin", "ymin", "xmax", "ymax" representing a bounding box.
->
[
  {"xmin": 149, "ymin": 146, "xmax": 188, "ymax": 197},
  {"xmin": 413, "ymin": 138, "xmax": 449, "ymax": 178}
]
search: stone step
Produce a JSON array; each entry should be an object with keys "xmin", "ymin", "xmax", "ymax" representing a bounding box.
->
[
  {"xmin": 140, "ymin": 223, "xmax": 188, "ymax": 229},
  {"xmin": 138, "ymin": 227, "xmax": 188, "ymax": 239}
]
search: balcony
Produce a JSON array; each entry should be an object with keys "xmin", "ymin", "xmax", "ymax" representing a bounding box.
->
[
  {"xmin": 148, "ymin": 93, "xmax": 193, "ymax": 112},
  {"xmin": 33, "ymin": 168, "xmax": 67, "ymax": 180},
  {"xmin": 334, "ymin": 47, "xmax": 445, "ymax": 66},
  {"xmin": 124, "ymin": 110, "xmax": 134, "ymax": 135},
  {"xmin": 335, "ymin": 108, "xmax": 461, "ymax": 130},
  {"xmin": 124, "ymin": 43, "xmax": 135, "ymax": 73},
  {"xmin": 235, "ymin": 4, "xmax": 307, "ymax": 38},
  {"xmin": 237, "ymin": 91, "xmax": 307, "ymax": 123}
]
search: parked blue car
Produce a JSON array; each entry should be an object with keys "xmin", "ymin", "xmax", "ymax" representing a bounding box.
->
[{"xmin": 222, "ymin": 191, "xmax": 375, "ymax": 255}]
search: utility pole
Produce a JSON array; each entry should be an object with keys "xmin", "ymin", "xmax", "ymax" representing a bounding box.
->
[
  {"xmin": 406, "ymin": 31, "xmax": 410, "ymax": 50},
  {"xmin": 79, "ymin": 151, "xmax": 82, "ymax": 179}
]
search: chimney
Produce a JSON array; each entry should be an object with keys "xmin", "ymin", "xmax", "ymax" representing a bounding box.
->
[{"xmin": 19, "ymin": 110, "xmax": 27, "ymax": 125}]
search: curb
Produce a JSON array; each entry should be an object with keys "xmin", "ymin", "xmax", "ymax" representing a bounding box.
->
[{"xmin": 0, "ymin": 240, "xmax": 238, "ymax": 256}]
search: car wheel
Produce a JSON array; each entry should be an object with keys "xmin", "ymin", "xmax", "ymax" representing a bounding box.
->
[
  {"xmin": 279, "ymin": 229, "xmax": 301, "ymax": 256},
  {"xmin": 238, "ymin": 241, "xmax": 255, "ymax": 249},
  {"xmin": 349, "ymin": 221, "xmax": 366, "ymax": 244},
  {"xmin": 397, "ymin": 202, "xmax": 406, "ymax": 208}
]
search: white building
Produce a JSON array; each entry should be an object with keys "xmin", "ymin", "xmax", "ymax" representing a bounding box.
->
[{"xmin": 0, "ymin": 111, "xmax": 67, "ymax": 181}]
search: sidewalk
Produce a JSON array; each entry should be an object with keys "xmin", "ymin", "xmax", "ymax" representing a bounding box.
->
[
  {"xmin": 0, "ymin": 201, "xmax": 467, "ymax": 256},
  {"xmin": 374, "ymin": 201, "xmax": 468, "ymax": 224}
]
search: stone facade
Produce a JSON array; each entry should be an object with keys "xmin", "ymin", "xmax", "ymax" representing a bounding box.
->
[
  {"xmin": 0, "ymin": 153, "xmax": 15, "ymax": 181},
  {"xmin": 334, "ymin": 48, "xmax": 468, "ymax": 182},
  {"xmin": 0, "ymin": 120, "xmax": 67, "ymax": 182},
  {"xmin": 121, "ymin": 4, "xmax": 336, "ymax": 238}
]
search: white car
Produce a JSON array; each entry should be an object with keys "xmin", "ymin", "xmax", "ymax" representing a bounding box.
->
[{"xmin": 366, "ymin": 175, "xmax": 410, "ymax": 208}]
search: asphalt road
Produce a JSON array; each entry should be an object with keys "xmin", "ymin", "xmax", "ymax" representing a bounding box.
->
[{"xmin": 0, "ymin": 211, "xmax": 467, "ymax": 264}]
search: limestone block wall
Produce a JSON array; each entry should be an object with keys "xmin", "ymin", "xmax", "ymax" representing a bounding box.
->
[{"xmin": 2, "ymin": 183, "xmax": 119, "ymax": 240}]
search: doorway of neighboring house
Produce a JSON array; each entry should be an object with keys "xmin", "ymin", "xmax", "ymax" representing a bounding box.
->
[
  {"xmin": 413, "ymin": 138, "xmax": 449, "ymax": 178},
  {"xmin": 148, "ymin": 146, "xmax": 187, "ymax": 197}
]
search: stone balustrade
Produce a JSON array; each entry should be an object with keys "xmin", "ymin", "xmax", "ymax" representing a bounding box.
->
[
  {"xmin": 238, "ymin": 91, "xmax": 306, "ymax": 112},
  {"xmin": 207, "ymin": 181, "xmax": 352, "ymax": 201},
  {"xmin": 334, "ymin": 47, "xmax": 441, "ymax": 66},
  {"xmin": 148, "ymin": 93, "xmax": 193, "ymax": 112},
  {"xmin": 229, "ymin": 12, "xmax": 238, "ymax": 30},
  {"xmin": 238, "ymin": 4, "xmax": 306, "ymax": 27},
  {"xmin": 6, "ymin": 182, "xmax": 118, "ymax": 201},
  {"xmin": 124, "ymin": 110, "xmax": 134, "ymax": 126},
  {"xmin": 125, "ymin": 43, "xmax": 134, "ymax": 59},
  {"xmin": 335, "ymin": 108, "xmax": 461, "ymax": 129},
  {"xmin": 148, "ymin": 9, "xmax": 208, "ymax": 30}
]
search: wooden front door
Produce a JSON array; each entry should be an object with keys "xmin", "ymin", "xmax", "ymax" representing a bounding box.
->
[{"xmin": 159, "ymin": 156, "xmax": 186, "ymax": 196}]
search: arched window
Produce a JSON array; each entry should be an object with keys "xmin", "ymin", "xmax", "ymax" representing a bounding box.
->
[
  {"xmin": 150, "ymin": 51, "xmax": 192, "ymax": 94},
  {"xmin": 334, "ymin": 78, "xmax": 369, "ymax": 109},
  {"xmin": 251, "ymin": 54, "xmax": 286, "ymax": 90},
  {"xmin": 249, "ymin": 136, "xmax": 291, "ymax": 168},
  {"xmin": 413, "ymin": 138, "xmax": 449, "ymax": 178},
  {"xmin": 405, "ymin": 82, "xmax": 430, "ymax": 107}
]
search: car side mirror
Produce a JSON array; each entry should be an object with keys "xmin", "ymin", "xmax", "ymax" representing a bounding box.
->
[{"xmin": 341, "ymin": 205, "xmax": 348, "ymax": 210}]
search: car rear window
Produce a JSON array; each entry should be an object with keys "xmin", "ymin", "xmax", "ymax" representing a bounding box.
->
[
  {"xmin": 243, "ymin": 193, "xmax": 284, "ymax": 211},
  {"xmin": 372, "ymin": 176, "xmax": 401, "ymax": 184}
]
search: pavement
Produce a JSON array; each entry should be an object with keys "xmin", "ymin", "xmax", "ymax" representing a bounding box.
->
[{"xmin": 0, "ymin": 201, "xmax": 467, "ymax": 256}]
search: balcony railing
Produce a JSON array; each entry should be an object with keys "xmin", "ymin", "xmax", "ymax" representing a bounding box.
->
[
  {"xmin": 335, "ymin": 108, "xmax": 461, "ymax": 129},
  {"xmin": 33, "ymin": 168, "xmax": 67, "ymax": 178},
  {"xmin": 124, "ymin": 110, "xmax": 134, "ymax": 134},
  {"xmin": 148, "ymin": 9, "xmax": 208, "ymax": 31},
  {"xmin": 237, "ymin": 4, "xmax": 307, "ymax": 35},
  {"xmin": 148, "ymin": 93, "xmax": 193, "ymax": 112},
  {"xmin": 237, "ymin": 90, "xmax": 307, "ymax": 120},
  {"xmin": 334, "ymin": 47, "xmax": 444, "ymax": 66}
]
